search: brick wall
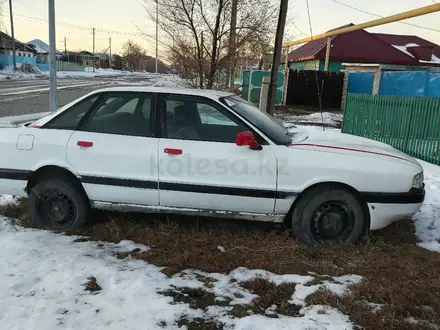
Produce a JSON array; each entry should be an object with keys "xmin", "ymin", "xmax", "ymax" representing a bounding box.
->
[{"xmin": 341, "ymin": 64, "xmax": 382, "ymax": 110}]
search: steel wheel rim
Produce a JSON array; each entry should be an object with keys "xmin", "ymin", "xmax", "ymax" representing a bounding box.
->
[
  {"xmin": 36, "ymin": 188, "xmax": 77, "ymax": 228},
  {"xmin": 310, "ymin": 200, "xmax": 355, "ymax": 242}
]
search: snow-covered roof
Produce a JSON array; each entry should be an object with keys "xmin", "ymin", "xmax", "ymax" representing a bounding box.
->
[
  {"xmin": 392, "ymin": 43, "xmax": 440, "ymax": 64},
  {"xmin": 27, "ymin": 39, "xmax": 50, "ymax": 54}
]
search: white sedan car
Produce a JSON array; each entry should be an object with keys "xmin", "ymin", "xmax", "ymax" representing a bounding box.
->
[{"xmin": 0, "ymin": 87, "xmax": 425, "ymax": 245}]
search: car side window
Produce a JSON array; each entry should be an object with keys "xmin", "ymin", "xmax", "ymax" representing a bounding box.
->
[
  {"xmin": 44, "ymin": 95, "xmax": 99, "ymax": 130},
  {"xmin": 85, "ymin": 94, "xmax": 153, "ymax": 137},
  {"xmin": 164, "ymin": 97, "xmax": 247, "ymax": 143}
]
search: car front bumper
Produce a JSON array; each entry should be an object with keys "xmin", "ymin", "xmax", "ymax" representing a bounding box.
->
[{"xmin": 367, "ymin": 186, "xmax": 425, "ymax": 231}]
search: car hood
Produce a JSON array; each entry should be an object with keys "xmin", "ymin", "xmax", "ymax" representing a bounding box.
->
[
  {"xmin": 0, "ymin": 112, "xmax": 50, "ymax": 128},
  {"xmin": 290, "ymin": 128, "xmax": 421, "ymax": 168}
]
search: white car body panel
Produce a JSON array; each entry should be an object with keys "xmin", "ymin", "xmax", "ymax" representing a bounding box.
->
[
  {"xmin": 66, "ymin": 131, "xmax": 159, "ymax": 206},
  {"xmin": 0, "ymin": 127, "xmax": 76, "ymax": 197},
  {"xmin": 158, "ymin": 138, "xmax": 277, "ymax": 213},
  {"xmin": 0, "ymin": 86, "xmax": 425, "ymax": 234}
]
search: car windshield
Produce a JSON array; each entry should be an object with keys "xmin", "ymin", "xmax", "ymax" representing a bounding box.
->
[{"xmin": 221, "ymin": 95, "xmax": 292, "ymax": 145}]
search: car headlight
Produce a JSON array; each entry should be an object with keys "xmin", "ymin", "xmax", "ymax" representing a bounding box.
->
[{"xmin": 412, "ymin": 172, "xmax": 424, "ymax": 189}]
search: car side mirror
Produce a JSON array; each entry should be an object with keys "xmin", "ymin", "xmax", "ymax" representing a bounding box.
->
[{"xmin": 236, "ymin": 131, "xmax": 262, "ymax": 151}]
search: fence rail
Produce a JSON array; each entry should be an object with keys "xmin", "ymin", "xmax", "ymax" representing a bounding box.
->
[{"xmin": 342, "ymin": 93, "xmax": 440, "ymax": 165}]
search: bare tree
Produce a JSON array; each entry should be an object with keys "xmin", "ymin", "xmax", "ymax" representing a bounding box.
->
[
  {"xmin": 122, "ymin": 40, "xmax": 168, "ymax": 72},
  {"xmin": 143, "ymin": 0, "xmax": 277, "ymax": 89}
]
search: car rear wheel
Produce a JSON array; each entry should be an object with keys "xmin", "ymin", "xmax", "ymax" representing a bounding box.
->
[
  {"xmin": 291, "ymin": 186, "xmax": 366, "ymax": 246},
  {"xmin": 28, "ymin": 177, "xmax": 90, "ymax": 231}
]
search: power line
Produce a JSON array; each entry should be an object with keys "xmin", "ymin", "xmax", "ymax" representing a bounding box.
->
[
  {"xmin": 292, "ymin": 22, "xmax": 308, "ymax": 37},
  {"xmin": 5, "ymin": 11, "xmax": 151, "ymax": 37},
  {"xmin": 305, "ymin": 0, "xmax": 325, "ymax": 128},
  {"xmin": 329, "ymin": 0, "xmax": 440, "ymax": 33},
  {"xmin": 305, "ymin": 0, "xmax": 314, "ymax": 37}
]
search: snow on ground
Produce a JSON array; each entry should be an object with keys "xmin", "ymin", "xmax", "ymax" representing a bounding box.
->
[
  {"xmin": 0, "ymin": 65, "xmax": 186, "ymax": 81},
  {"xmin": 54, "ymin": 67, "xmax": 137, "ymax": 78},
  {"xmin": 412, "ymin": 160, "xmax": 440, "ymax": 253},
  {"xmin": 0, "ymin": 212, "xmax": 358, "ymax": 330},
  {"xmin": 289, "ymin": 112, "xmax": 342, "ymax": 127},
  {"xmin": 150, "ymin": 74, "xmax": 191, "ymax": 88}
]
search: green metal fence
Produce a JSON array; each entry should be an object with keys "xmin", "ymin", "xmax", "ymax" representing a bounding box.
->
[{"xmin": 342, "ymin": 93, "xmax": 440, "ymax": 165}]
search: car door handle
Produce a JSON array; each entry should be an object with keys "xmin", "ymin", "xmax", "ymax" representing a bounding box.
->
[
  {"xmin": 164, "ymin": 148, "xmax": 182, "ymax": 155},
  {"xmin": 77, "ymin": 141, "xmax": 94, "ymax": 148}
]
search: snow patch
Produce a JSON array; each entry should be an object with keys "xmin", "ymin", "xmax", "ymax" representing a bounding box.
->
[
  {"xmin": 291, "ymin": 275, "xmax": 362, "ymax": 307},
  {"xmin": 0, "ymin": 217, "xmax": 358, "ymax": 329},
  {"xmin": 0, "ymin": 194, "xmax": 17, "ymax": 206},
  {"xmin": 392, "ymin": 44, "xmax": 440, "ymax": 64},
  {"xmin": 281, "ymin": 112, "xmax": 342, "ymax": 127},
  {"xmin": 412, "ymin": 160, "xmax": 440, "ymax": 253},
  {"xmin": 392, "ymin": 44, "xmax": 415, "ymax": 58}
]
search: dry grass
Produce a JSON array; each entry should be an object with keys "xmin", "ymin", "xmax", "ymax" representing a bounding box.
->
[
  {"xmin": 241, "ymin": 278, "xmax": 300, "ymax": 316},
  {"xmin": 1, "ymin": 201, "xmax": 440, "ymax": 329},
  {"xmin": 84, "ymin": 276, "xmax": 102, "ymax": 293}
]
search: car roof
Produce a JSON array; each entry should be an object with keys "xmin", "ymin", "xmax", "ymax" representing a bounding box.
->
[{"xmin": 89, "ymin": 86, "xmax": 235, "ymax": 99}]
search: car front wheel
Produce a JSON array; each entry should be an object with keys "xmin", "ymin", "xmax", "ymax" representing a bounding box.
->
[
  {"xmin": 28, "ymin": 177, "xmax": 90, "ymax": 231},
  {"xmin": 291, "ymin": 185, "xmax": 367, "ymax": 246}
]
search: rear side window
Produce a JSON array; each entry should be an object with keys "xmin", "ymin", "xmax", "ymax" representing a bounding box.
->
[
  {"xmin": 44, "ymin": 95, "xmax": 99, "ymax": 130},
  {"xmin": 84, "ymin": 93, "xmax": 154, "ymax": 137}
]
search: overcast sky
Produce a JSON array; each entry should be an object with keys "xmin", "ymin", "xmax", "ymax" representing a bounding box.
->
[{"xmin": 1, "ymin": 0, "xmax": 439, "ymax": 55}]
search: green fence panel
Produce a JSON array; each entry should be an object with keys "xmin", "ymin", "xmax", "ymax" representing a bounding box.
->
[
  {"xmin": 342, "ymin": 93, "xmax": 440, "ymax": 165},
  {"xmin": 240, "ymin": 70, "xmax": 284, "ymax": 105}
]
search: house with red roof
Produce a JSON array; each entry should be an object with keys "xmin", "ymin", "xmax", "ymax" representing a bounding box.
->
[{"xmin": 285, "ymin": 24, "xmax": 440, "ymax": 72}]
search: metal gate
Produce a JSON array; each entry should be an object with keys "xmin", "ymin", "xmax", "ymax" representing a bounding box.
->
[
  {"xmin": 286, "ymin": 70, "xmax": 344, "ymax": 109},
  {"xmin": 241, "ymin": 70, "xmax": 284, "ymax": 104}
]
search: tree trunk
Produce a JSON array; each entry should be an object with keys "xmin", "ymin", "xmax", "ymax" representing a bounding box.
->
[
  {"xmin": 206, "ymin": 0, "xmax": 224, "ymax": 89},
  {"xmin": 199, "ymin": 31, "xmax": 204, "ymax": 88},
  {"xmin": 226, "ymin": 0, "xmax": 238, "ymax": 91}
]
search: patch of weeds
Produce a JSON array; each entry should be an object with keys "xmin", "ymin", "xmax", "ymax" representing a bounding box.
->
[
  {"xmin": 242, "ymin": 278, "xmax": 301, "ymax": 317},
  {"xmin": 177, "ymin": 316, "xmax": 225, "ymax": 330},
  {"xmin": 228, "ymin": 305, "xmax": 251, "ymax": 318},
  {"xmin": 158, "ymin": 287, "xmax": 232, "ymax": 311},
  {"xmin": 157, "ymin": 320, "xmax": 167, "ymax": 328},
  {"xmin": 0, "ymin": 198, "xmax": 34, "ymax": 227},
  {"xmin": 160, "ymin": 267, "xmax": 180, "ymax": 278},
  {"xmin": 84, "ymin": 276, "xmax": 102, "ymax": 293},
  {"xmin": 303, "ymin": 275, "xmax": 333, "ymax": 287},
  {"xmin": 73, "ymin": 238, "xmax": 90, "ymax": 243}
]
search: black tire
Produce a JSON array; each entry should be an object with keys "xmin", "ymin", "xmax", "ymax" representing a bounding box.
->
[
  {"xmin": 291, "ymin": 185, "xmax": 366, "ymax": 246},
  {"xmin": 28, "ymin": 176, "xmax": 90, "ymax": 231}
]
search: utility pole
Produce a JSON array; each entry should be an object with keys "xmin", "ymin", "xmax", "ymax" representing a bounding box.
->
[
  {"xmin": 64, "ymin": 37, "xmax": 67, "ymax": 55},
  {"xmin": 92, "ymin": 28, "xmax": 95, "ymax": 72},
  {"xmin": 324, "ymin": 37, "xmax": 331, "ymax": 71},
  {"xmin": 8, "ymin": 0, "xmax": 16, "ymax": 71},
  {"xmin": 266, "ymin": 0, "xmax": 289, "ymax": 115},
  {"xmin": 226, "ymin": 0, "xmax": 238, "ymax": 91},
  {"xmin": 155, "ymin": 0, "xmax": 159, "ymax": 75},
  {"xmin": 48, "ymin": 0, "xmax": 57, "ymax": 112}
]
